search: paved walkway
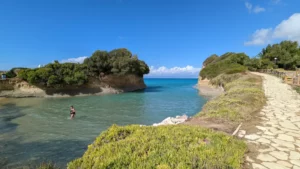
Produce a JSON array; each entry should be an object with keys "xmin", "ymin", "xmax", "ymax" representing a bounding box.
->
[{"xmin": 240, "ymin": 73, "xmax": 300, "ymax": 169}]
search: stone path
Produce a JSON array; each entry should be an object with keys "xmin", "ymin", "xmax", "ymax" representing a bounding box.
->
[{"xmin": 239, "ymin": 73, "xmax": 300, "ymax": 169}]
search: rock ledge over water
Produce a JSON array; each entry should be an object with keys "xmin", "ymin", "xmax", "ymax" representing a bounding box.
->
[{"xmin": 153, "ymin": 115, "xmax": 189, "ymax": 126}]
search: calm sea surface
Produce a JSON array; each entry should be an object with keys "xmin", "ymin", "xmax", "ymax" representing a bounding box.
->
[{"xmin": 0, "ymin": 78, "xmax": 207, "ymax": 168}]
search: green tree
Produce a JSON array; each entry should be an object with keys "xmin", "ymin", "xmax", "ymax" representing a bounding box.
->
[
  {"xmin": 84, "ymin": 50, "xmax": 111, "ymax": 78},
  {"xmin": 14, "ymin": 48, "xmax": 149, "ymax": 87},
  {"xmin": 260, "ymin": 40, "xmax": 300, "ymax": 69}
]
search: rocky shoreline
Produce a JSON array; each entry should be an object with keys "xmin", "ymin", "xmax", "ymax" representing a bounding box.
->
[
  {"xmin": 0, "ymin": 74, "xmax": 146, "ymax": 98},
  {"xmin": 152, "ymin": 115, "xmax": 189, "ymax": 126},
  {"xmin": 196, "ymin": 77, "xmax": 224, "ymax": 99}
]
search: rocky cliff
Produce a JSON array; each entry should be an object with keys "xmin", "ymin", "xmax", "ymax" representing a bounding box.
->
[{"xmin": 0, "ymin": 74, "xmax": 146, "ymax": 98}]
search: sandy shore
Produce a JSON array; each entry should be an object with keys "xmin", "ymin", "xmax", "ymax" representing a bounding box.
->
[{"xmin": 196, "ymin": 77, "xmax": 223, "ymax": 99}]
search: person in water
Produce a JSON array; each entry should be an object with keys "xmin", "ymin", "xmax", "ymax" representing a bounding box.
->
[{"xmin": 70, "ymin": 106, "xmax": 76, "ymax": 119}]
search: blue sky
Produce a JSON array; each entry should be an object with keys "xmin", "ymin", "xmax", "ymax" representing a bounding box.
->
[{"xmin": 0, "ymin": 0, "xmax": 299, "ymax": 77}]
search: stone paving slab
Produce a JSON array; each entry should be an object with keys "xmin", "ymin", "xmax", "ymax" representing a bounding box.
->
[{"xmin": 244, "ymin": 73, "xmax": 300, "ymax": 169}]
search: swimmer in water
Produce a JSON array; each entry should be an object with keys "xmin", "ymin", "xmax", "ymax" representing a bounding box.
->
[{"xmin": 70, "ymin": 106, "xmax": 76, "ymax": 119}]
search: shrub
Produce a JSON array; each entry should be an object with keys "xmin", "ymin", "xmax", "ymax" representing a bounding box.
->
[
  {"xmin": 225, "ymin": 64, "xmax": 247, "ymax": 74},
  {"xmin": 68, "ymin": 125, "xmax": 247, "ymax": 169},
  {"xmin": 210, "ymin": 74, "xmax": 242, "ymax": 87},
  {"xmin": 199, "ymin": 52, "xmax": 249, "ymax": 80},
  {"xmin": 197, "ymin": 73, "xmax": 265, "ymax": 123},
  {"xmin": 203, "ymin": 54, "xmax": 218, "ymax": 67},
  {"xmin": 200, "ymin": 61, "xmax": 247, "ymax": 80}
]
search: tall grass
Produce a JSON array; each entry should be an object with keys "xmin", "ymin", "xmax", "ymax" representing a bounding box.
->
[{"xmin": 197, "ymin": 73, "xmax": 266, "ymax": 124}]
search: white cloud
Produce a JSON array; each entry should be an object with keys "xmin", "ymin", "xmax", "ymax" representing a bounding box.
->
[
  {"xmin": 245, "ymin": 13, "xmax": 300, "ymax": 46},
  {"xmin": 245, "ymin": 2, "xmax": 253, "ymax": 12},
  {"xmin": 244, "ymin": 28, "xmax": 273, "ymax": 46},
  {"xmin": 273, "ymin": 13, "xmax": 300, "ymax": 42},
  {"xmin": 253, "ymin": 6, "xmax": 266, "ymax": 13},
  {"xmin": 147, "ymin": 65, "xmax": 201, "ymax": 77},
  {"xmin": 61, "ymin": 56, "xmax": 88, "ymax": 63},
  {"xmin": 245, "ymin": 2, "xmax": 265, "ymax": 14}
]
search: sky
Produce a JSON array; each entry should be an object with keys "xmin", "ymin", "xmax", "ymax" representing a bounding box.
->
[{"xmin": 0, "ymin": 0, "xmax": 299, "ymax": 77}]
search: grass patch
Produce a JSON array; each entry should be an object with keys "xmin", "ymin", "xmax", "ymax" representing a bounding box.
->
[
  {"xmin": 197, "ymin": 73, "xmax": 265, "ymax": 123},
  {"xmin": 68, "ymin": 125, "xmax": 247, "ymax": 169},
  {"xmin": 210, "ymin": 74, "xmax": 242, "ymax": 87},
  {"xmin": 293, "ymin": 86, "xmax": 300, "ymax": 94}
]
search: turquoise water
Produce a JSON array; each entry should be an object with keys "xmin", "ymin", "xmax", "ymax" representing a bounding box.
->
[{"xmin": 0, "ymin": 78, "xmax": 207, "ymax": 168}]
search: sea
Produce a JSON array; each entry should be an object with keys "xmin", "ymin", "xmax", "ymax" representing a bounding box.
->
[{"xmin": 0, "ymin": 78, "xmax": 207, "ymax": 168}]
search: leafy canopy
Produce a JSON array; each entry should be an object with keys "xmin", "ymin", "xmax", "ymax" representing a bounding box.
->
[
  {"xmin": 17, "ymin": 48, "xmax": 149, "ymax": 87},
  {"xmin": 260, "ymin": 40, "xmax": 300, "ymax": 70}
]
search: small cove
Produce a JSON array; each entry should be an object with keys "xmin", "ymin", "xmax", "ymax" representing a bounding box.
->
[{"xmin": 0, "ymin": 78, "xmax": 207, "ymax": 168}]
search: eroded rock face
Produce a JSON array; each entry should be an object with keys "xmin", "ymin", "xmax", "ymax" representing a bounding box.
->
[
  {"xmin": 0, "ymin": 74, "xmax": 146, "ymax": 97},
  {"xmin": 196, "ymin": 77, "xmax": 224, "ymax": 99}
]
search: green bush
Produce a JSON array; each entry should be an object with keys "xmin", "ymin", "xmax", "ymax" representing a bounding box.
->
[
  {"xmin": 203, "ymin": 54, "xmax": 218, "ymax": 67},
  {"xmin": 200, "ymin": 62, "xmax": 247, "ymax": 80},
  {"xmin": 225, "ymin": 64, "xmax": 247, "ymax": 74},
  {"xmin": 199, "ymin": 52, "xmax": 249, "ymax": 80},
  {"xmin": 68, "ymin": 125, "xmax": 246, "ymax": 169}
]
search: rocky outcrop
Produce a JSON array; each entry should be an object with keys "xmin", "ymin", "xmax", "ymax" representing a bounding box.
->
[
  {"xmin": 153, "ymin": 115, "xmax": 189, "ymax": 126},
  {"xmin": 196, "ymin": 76, "xmax": 223, "ymax": 99},
  {"xmin": 0, "ymin": 74, "xmax": 146, "ymax": 98}
]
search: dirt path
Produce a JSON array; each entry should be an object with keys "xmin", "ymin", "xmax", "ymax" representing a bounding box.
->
[{"xmin": 240, "ymin": 73, "xmax": 300, "ymax": 169}]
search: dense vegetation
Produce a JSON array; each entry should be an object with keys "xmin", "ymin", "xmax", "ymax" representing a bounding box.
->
[
  {"xmin": 246, "ymin": 40, "xmax": 300, "ymax": 71},
  {"xmin": 16, "ymin": 48, "xmax": 149, "ymax": 87},
  {"xmin": 200, "ymin": 40, "xmax": 300, "ymax": 80},
  {"xmin": 3, "ymin": 67, "xmax": 27, "ymax": 78},
  {"xmin": 199, "ymin": 43, "xmax": 267, "ymax": 123},
  {"xmin": 68, "ymin": 125, "xmax": 246, "ymax": 169},
  {"xmin": 260, "ymin": 41, "xmax": 300, "ymax": 70},
  {"xmin": 18, "ymin": 62, "xmax": 88, "ymax": 87},
  {"xmin": 200, "ymin": 52, "xmax": 249, "ymax": 80}
]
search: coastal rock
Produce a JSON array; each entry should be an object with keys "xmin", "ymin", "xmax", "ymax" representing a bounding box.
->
[
  {"xmin": 153, "ymin": 115, "xmax": 188, "ymax": 126},
  {"xmin": 0, "ymin": 74, "xmax": 146, "ymax": 97},
  {"xmin": 196, "ymin": 77, "xmax": 224, "ymax": 99}
]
